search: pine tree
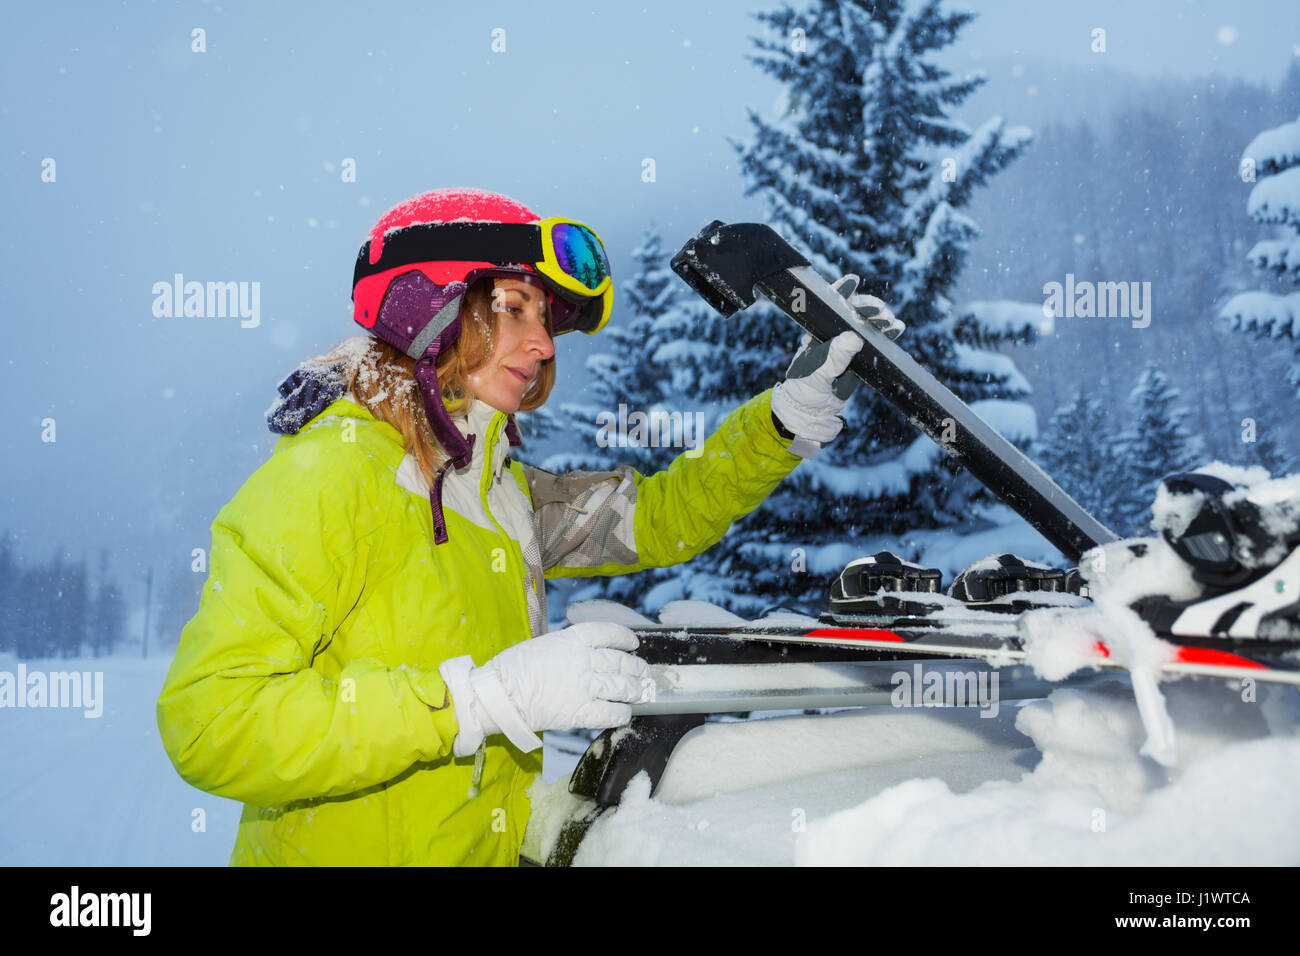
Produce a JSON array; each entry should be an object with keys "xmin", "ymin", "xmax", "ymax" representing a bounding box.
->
[
  {"xmin": 1036, "ymin": 386, "xmax": 1125, "ymax": 533},
  {"xmin": 545, "ymin": 224, "xmax": 680, "ymax": 472},
  {"xmin": 0, "ymin": 532, "xmax": 15, "ymax": 656},
  {"xmin": 1220, "ymin": 111, "xmax": 1300, "ymax": 400},
  {"xmin": 539, "ymin": 225, "xmax": 694, "ymax": 615},
  {"xmin": 90, "ymin": 549, "xmax": 121, "ymax": 657},
  {"xmin": 92, "ymin": 578, "xmax": 127, "ymax": 658},
  {"xmin": 1245, "ymin": 423, "xmax": 1292, "ymax": 477},
  {"xmin": 19, "ymin": 551, "xmax": 64, "ymax": 659},
  {"xmin": 1278, "ymin": 58, "xmax": 1300, "ymax": 108},
  {"xmin": 1113, "ymin": 363, "xmax": 1204, "ymax": 536},
  {"xmin": 14, "ymin": 567, "xmax": 39, "ymax": 660},
  {"xmin": 38, "ymin": 549, "xmax": 68, "ymax": 658},
  {"xmin": 674, "ymin": 0, "xmax": 1038, "ymax": 614},
  {"xmin": 58, "ymin": 556, "xmax": 90, "ymax": 659}
]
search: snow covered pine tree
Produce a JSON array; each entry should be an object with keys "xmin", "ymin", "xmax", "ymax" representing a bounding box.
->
[{"xmin": 662, "ymin": 0, "xmax": 1040, "ymax": 615}]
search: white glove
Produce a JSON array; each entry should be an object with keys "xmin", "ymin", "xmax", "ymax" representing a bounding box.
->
[
  {"xmin": 770, "ymin": 275, "xmax": 902, "ymax": 457},
  {"xmin": 770, "ymin": 330, "xmax": 864, "ymax": 453},
  {"xmin": 438, "ymin": 622, "xmax": 654, "ymax": 757},
  {"xmin": 831, "ymin": 274, "xmax": 904, "ymax": 341}
]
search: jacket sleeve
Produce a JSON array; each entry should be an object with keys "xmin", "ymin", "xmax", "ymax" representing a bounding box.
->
[
  {"xmin": 524, "ymin": 387, "xmax": 803, "ymax": 579},
  {"xmin": 156, "ymin": 423, "xmax": 460, "ymax": 808}
]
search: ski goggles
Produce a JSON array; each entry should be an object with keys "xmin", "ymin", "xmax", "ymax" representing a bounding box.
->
[{"xmin": 353, "ymin": 217, "xmax": 613, "ymax": 335}]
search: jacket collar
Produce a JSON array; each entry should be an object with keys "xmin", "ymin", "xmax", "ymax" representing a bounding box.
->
[
  {"xmin": 453, "ymin": 398, "xmax": 511, "ymax": 480},
  {"xmin": 369, "ymin": 390, "xmax": 515, "ymax": 500}
]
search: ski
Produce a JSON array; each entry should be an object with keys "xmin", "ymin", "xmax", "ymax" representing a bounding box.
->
[
  {"xmin": 670, "ymin": 219, "xmax": 1119, "ymax": 562},
  {"xmin": 620, "ymin": 535, "xmax": 1300, "ymax": 694},
  {"xmin": 624, "ymin": 616, "xmax": 1300, "ymax": 691}
]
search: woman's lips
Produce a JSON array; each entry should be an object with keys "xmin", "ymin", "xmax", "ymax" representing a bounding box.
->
[{"xmin": 508, "ymin": 367, "xmax": 530, "ymax": 383}]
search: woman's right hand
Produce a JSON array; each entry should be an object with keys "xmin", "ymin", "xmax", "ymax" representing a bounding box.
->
[{"xmin": 438, "ymin": 622, "xmax": 654, "ymax": 756}]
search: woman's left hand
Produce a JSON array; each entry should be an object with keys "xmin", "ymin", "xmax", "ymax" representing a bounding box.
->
[
  {"xmin": 769, "ymin": 275, "xmax": 902, "ymax": 457},
  {"xmin": 770, "ymin": 331, "xmax": 862, "ymax": 456},
  {"xmin": 831, "ymin": 274, "xmax": 905, "ymax": 341}
]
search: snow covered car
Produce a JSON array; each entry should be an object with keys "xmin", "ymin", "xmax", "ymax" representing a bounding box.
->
[
  {"xmin": 521, "ymin": 466, "xmax": 1300, "ymax": 866},
  {"xmin": 523, "ymin": 607, "xmax": 1300, "ymax": 866}
]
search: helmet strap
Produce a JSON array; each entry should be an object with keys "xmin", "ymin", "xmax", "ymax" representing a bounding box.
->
[{"xmin": 414, "ymin": 318, "xmax": 474, "ymax": 545}]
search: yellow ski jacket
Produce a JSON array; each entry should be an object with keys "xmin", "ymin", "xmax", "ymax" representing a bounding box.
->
[{"xmin": 157, "ymin": 386, "xmax": 803, "ymax": 865}]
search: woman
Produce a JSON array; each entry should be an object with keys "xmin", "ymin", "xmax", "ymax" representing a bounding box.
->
[{"xmin": 156, "ymin": 187, "xmax": 888, "ymax": 866}]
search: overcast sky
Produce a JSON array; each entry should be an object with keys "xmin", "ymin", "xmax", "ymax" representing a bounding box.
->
[{"xmin": 2, "ymin": 0, "xmax": 1296, "ymax": 615}]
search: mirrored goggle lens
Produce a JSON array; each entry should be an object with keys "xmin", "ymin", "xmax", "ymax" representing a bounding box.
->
[{"xmin": 550, "ymin": 223, "xmax": 610, "ymax": 290}]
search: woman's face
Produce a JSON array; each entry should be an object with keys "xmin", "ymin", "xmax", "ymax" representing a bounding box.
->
[{"xmin": 467, "ymin": 276, "xmax": 556, "ymax": 414}]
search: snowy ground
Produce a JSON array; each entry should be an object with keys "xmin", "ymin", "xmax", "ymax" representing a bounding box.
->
[{"xmin": 0, "ymin": 651, "xmax": 242, "ymax": 866}]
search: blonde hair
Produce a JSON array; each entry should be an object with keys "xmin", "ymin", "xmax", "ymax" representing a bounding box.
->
[{"xmin": 306, "ymin": 277, "xmax": 556, "ymax": 485}]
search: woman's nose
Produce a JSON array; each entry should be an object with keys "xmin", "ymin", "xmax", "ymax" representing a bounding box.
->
[{"xmin": 527, "ymin": 316, "xmax": 556, "ymax": 359}]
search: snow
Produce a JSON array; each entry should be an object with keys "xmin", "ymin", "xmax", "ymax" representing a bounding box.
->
[
  {"xmin": 980, "ymin": 589, "xmax": 1089, "ymax": 608},
  {"xmin": 565, "ymin": 598, "xmax": 654, "ymax": 626},
  {"xmin": 957, "ymin": 551, "xmax": 1053, "ymax": 573},
  {"xmin": 1078, "ymin": 535, "xmax": 1203, "ymax": 608},
  {"xmin": 1246, "ymin": 165, "xmax": 1300, "ymax": 227},
  {"xmin": 970, "ymin": 398, "xmax": 1038, "ymax": 441},
  {"xmin": 957, "ymin": 299, "xmax": 1053, "ymax": 336},
  {"xmin": 840, "ymin": 552, "xmax": 937, "ymax": 572},
  {"xmin": 1220, "ymin": 289, "xmax": 1300, "ymax": 337},
  {"xmin": 656, "ymin": 599, "xmax": 747, "ymax": 627},
  {"xmin": 0, "ymin": 650, "xmax": 242, "ymax": 865},
  {"xmin": 527, "ymin": 703, "xmax": 1039, "ymax": 866},
  {"xmin": 756, "ymin": 610, "xmax": 825, "ymax": 627},
  {"xmin": 794, "ymin": 679, "xmax": 1300, "ymax": 865},
  {"xmin": 1227, "ymin": 473, "xmax": 1300, "ymax": 568},
  {"xmin": 1248, "ymin": 237, "xmax": 1300, "ymax": 278},
  {"xmin": 1150, "ymin": 480, "xmax": 1209, "ymax": 540},
  {"xmin": 1242, "ymin": 113, "xmax": 1300, "ymax": 176},
  {"xmin": 527, "ymin": 676, "xmax": 1300, "ymax": 865},
  {"xmin": 952, "ymin": 343, "xmax": 1032, "ymax": 393}
]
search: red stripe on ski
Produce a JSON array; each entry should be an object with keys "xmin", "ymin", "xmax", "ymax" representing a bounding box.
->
[
  {"xmin": 808, "ymin": 627, "xmax": 905, "ymax": 642},
  {"xmin": 1094, "ymin": 639, "xmax": 1266, "ymax": 670},
  {"xmin": 1173, "ymin": 646, "xmax": 1268, "ymax": 670}
]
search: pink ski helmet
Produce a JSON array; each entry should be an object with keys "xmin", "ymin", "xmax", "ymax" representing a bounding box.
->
[{"xmin": 349, "ymin": 187, "xmax": 612, "ymax": 545}]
